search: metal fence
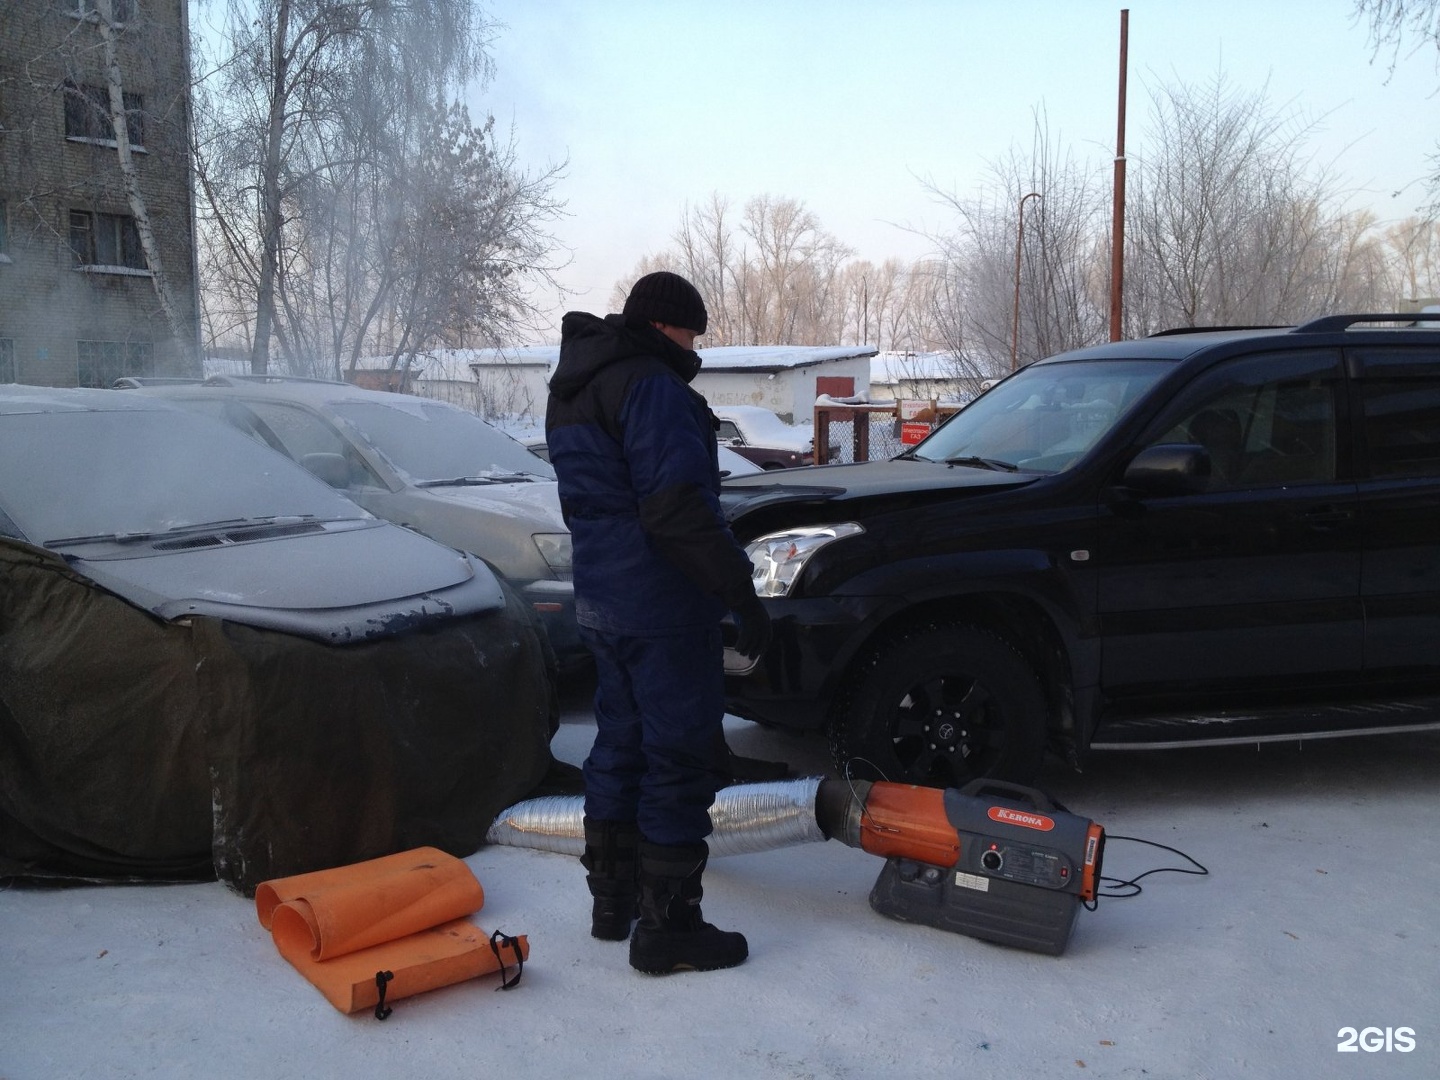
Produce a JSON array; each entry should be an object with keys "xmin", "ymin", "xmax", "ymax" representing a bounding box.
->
[{"xmin": 812, "ymin": 402, "xmax": 965, "ymax": 464}]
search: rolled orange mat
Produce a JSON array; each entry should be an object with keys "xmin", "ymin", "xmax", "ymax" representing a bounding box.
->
[{"xmin": 255, "ymin": 847, "xmax": 528, "ymax": 1014}]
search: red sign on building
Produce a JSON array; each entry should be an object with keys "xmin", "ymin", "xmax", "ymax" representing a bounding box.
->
[{"xmin": 900, "ymin": 422, "xmax": 931, "ymax": 445}]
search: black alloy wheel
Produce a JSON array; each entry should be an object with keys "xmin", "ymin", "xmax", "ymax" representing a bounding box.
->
[{"xmin": 832, "ymin": 624, "xmax": 1047, "ymax": 788}]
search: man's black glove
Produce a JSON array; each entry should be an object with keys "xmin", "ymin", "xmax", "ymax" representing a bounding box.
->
[{"xmin": 732, "ymin": 594, "xmax": 772, "ymax": 660}]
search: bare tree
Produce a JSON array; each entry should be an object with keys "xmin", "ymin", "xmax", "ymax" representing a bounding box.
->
[
  {"xmin": 192, "ymin": 0, "xmax": 560, "ymax": 374},
  {"xmin": 1358, "ymin": 0, "xmax": 1440, "ymax": 68},
  {"xmin": 924, "ymin": 112, "xmax": 1108, "ymax": 376},
  {"xmin": 1124, "ymin": 72, "xmax": 1387, "ymax": 331},
  {"xmin": 618, "ymin": 194, "xmax": 853, "ymax": 347},
  {"xmin": 1356, "ymin": 0, "xmax": 1440, "ymax": 211},
  {"xmin": 671, "ymin": 193, "xmax": 744, "ymax": 344},
  {"xmin": 1382, "ymin": 215, "xmax": 1440, "ymax": 296},
  {"xmin": 739, "ymin": 195, "xmax": 853, "ymax": 344}
]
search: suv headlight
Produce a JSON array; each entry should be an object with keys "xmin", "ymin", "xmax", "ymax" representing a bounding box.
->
[
  {"xmin": 533, "ymin": 533, "xmax": 573, "ymax": 579},
  {"xmin": 745, "ymin": 523, "xmax": 864, "ymax": 598}
]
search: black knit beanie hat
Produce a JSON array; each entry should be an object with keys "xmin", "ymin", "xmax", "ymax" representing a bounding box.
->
[{"xmin": 622, "ymin": 271, "xmax": 708, "ymax": 335}]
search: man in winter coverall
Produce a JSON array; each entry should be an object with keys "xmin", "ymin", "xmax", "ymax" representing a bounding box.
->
[{"xmin": 545, "ymin": 270, "xmax": 771, "ymax": 974}]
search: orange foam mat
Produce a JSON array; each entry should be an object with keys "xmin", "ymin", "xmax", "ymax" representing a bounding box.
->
[{"xmin": 255, "ymin": 847, "xmax": 528, "ymax": 1014}]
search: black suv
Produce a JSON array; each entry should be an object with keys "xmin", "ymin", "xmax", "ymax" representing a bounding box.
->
[{"xmin": 720, "ymin": 314, "xmax": 1440, "ymax": 787}]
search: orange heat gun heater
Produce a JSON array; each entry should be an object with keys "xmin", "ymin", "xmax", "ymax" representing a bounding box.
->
[{"xmin": 817, "ymin": 778, "xmax": 1106, "ymax": 956}]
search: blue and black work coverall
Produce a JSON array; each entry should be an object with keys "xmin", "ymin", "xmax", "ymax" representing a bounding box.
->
[{"xmin": 545, "ymin": 311, "xmax": 756, "ymax": 845}]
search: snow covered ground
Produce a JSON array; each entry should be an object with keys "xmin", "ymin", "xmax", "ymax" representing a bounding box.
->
[{"xmin": 3, "ymin": 692, "xmax": 1438, "ymax": 1079}]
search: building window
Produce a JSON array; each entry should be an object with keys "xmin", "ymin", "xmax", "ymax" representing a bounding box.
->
[
  {"xmin": 70, "ymin": 210, "xmax": 147, "ymax": 270},
  {"xmin": 63, "ymin": 81, "xmax": 144, "ymax": 147},
  {"xmin": 0, "ymin": 340, "xmax": 14, "ymax": 383},
  {"xmin": 73, "ymin": 0, "xmax": 134, "ymax": 23},
  {"xmin": 77, "ymin": 339, "xmax": 153, "ymax": 388}
]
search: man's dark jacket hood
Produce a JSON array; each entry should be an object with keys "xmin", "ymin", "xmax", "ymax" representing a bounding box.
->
[
  {"xmin": 550, "ymin": 312, "xmax": 701, "ymax": 401},
  {"xmin": 544, "ymin": 310, "xmax": 755, "ymax": 636}
]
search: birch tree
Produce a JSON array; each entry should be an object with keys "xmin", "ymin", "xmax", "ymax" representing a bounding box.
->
[
  {"xmin": 193, "ymin": 0, "xmax": 559, "ymax": 374},
  {"xmin": 89, "ymin": 0, "xmax": 188, "ymax": 344},
  {"xmin": 6, "ymin": 0, "xmax": 198, "ymax": 365}
]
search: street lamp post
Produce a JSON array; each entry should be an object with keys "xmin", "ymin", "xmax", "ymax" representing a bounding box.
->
[{"xmin": 1011, "ymin": 191, "xmax": 1042, "ymax": 372}]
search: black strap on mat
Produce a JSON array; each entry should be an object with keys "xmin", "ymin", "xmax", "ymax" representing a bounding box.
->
[
  {"xmin": 374, "ymin": 970, "xmax": 394, "ymax": 1020},
  {"xmin": 370, "ymin": 932, "xmax": 519, "ymax": 1021},
  {"xmin": 489, "ymin": 929, "xmax": 524, "ymax": 990}
]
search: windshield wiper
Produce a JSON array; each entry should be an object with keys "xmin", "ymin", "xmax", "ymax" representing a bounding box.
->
[
  {"xmin": 417, "ymin": 473, "xmax": 540, "ymax": 487},
  {"xmin": 46, "ymin": 514, "xmax": 329, "ymax": 547},
  {"xmin": 944, "ymin": 455, "xmax": 1019, "ymax": 472}
]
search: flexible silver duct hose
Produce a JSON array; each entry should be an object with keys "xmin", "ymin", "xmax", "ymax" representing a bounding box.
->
[{"xmin": 485, "ymin": 777, "xmax": 834, "ymax": 858}]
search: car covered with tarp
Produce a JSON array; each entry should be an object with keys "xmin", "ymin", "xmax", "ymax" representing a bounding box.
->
[{"xmin": 0, "ymin": 386, "xmax": 567, "ymax": 895}]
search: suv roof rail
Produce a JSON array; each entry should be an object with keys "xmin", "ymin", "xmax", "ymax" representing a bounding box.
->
[
  {"xmin": 202, "ymin": 374, "xmax": 345, "ymax": 387},
  {"xmin": 112, "ymin": 376, "xmax": 205, "ymax": 388},
  {"xmin": 1148, "ymin": 325, "xmax": 1287, "ymax": 337},
  {"xmin": 1291, "ymin": 312, "xmax": 1440, "ymax": 333}
]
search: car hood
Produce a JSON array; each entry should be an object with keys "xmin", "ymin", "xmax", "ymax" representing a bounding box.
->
[
  {"xmin": 59, "ymin": 519, "xmax": 505, "ymax": 643},
  {"xmin": 411, "ymin": 477, "xmax": 566, "ymax": 528},
  {"xmin": 720, "ymin": 456, "xmax": 1038, "ymax": 522}
]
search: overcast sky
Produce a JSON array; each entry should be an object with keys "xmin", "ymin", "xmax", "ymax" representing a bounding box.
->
[{"xmin": 477, "ymin": 0, "xmax": 1439, "ymax": 341}]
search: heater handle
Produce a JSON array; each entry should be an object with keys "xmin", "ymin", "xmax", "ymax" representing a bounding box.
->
[{"xmin": 956, "ymin": 778, "xmax": 1060, "ymax": 813}]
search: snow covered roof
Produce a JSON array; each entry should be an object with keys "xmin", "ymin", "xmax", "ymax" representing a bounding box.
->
[
  {"xmin": 695, "ymin": 345, "xmax": 877, "ymax": 373},
  {"xmin": 462, "ymin": 344, "xmax": 876, "ymax": 373},
  {"xmin": 351, "ymin": 352, "xmax": 486, "ymax": 382},
  {"xmin": 872, "ymin": 351, "xmax": 966, "ymax": 382}
]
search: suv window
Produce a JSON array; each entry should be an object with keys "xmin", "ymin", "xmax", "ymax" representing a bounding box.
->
[
  {"xmin": 1141, "ymin": 349, "xmax": 1341, "ymax": 491},
  {"xmin": 1351, "ymin": 347, "xmax": 1440, "ymax": 479},
  {"xmin": 241, "ymin": 400, "xmax": 384, "ymax": 489}
]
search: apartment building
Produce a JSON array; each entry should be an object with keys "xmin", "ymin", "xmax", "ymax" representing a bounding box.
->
[{"xmin": 0, "ymin": 0, "xmax": 200, "ymax": 386}]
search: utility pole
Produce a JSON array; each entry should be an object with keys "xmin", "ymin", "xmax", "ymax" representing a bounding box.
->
[
  {"xmin": 1011, "ymin": 192, "xmax": 1042, "ymax": 371},
  {"xmin": 1110, "ymin": 8, "xmax": 1129, "ymax": 341}
]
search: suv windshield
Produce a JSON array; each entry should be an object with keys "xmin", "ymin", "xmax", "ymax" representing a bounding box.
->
[
  {"xmin": 329, "ymin": 399, "xmax": 556, "ymax": 483},
  {"xmin": 910, "ymin": 359, "xmax": 1171, "ymax": 472}
]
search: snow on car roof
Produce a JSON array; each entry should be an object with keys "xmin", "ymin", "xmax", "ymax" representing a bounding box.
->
[{"xmin": 713, "ymin": 404, "xmax": 815, "ymax": 451}]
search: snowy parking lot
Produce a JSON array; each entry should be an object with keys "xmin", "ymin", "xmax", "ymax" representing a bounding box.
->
[{"xmin": 3, "ymin": 695, "xmax": 1438, "ymax": 1079}]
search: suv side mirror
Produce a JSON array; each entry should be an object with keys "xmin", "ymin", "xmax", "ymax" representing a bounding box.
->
[{"xmin": 1122, "ymin": 443, "xmax": 1212, "ymax": 497}]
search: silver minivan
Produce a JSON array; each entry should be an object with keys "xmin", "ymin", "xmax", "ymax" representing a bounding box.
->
[{"xmin": 133, "ymin": 377, "xmax": 582, "ymax": 670}]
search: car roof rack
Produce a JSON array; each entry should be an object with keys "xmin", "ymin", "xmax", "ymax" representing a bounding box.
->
[
  {"xmin": 112, "ymin": 376, "xmax": 205, "ymax": 388},
  {"xmin": 202, "ymin": 374, "xmax": 346, "ymax": 386},
  {"xmin": 1291, "ymin": 312, "xmax": 1440, "ymax": 333},
  {"xmin": 1148, "ymin": 325, "xmax": 1287, "ymax": 337}
]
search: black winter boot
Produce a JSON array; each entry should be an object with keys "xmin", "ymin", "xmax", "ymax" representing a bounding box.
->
[
  {"xmin": 629, "ymin": 840, "xmax": 748, "ymax": 975},
  {"xmin": 581, "ymin": 817, "xmax": 640, "ymax": 941}
]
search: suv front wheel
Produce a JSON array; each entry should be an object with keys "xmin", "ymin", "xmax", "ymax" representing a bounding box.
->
[{"xmin": 831, "ymin": 624, "xmax": 1047, "ymax": 787}]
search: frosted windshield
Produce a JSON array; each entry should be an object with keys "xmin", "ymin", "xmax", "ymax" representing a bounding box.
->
[
  {"xmin": 329, "ymin": 400, "xmax": 556, "ymax": 482},
  {"xmin": 910, "ymin": 359, "xmax": 1171, "ymax": 473},
  {"xmin": 0, "ymin": 408, "xmax": 364, "ymax": 545}
]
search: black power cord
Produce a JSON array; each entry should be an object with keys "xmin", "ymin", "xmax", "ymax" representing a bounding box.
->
[{"xmin": 1083, "ymin": 834, "xmax": 1209, "ymax": 910}]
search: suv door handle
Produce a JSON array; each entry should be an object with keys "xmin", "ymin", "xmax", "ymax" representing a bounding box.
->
[{"xmin": 1302, "ymin": 506, "xmax": 1354, "ymax": 529}]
